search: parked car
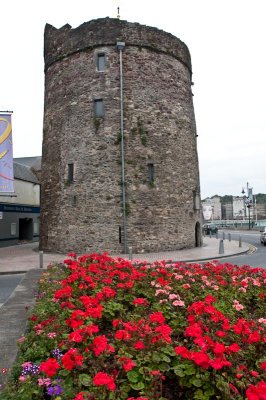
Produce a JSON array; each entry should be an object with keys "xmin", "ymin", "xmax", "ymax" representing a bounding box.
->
[
  {"xmin": 202, "ymin": 223, "xmax": 218, "ymax": 235},
  {"xmin": 260, "ymin": 227, "xmax": 266, "ymax": 246}
]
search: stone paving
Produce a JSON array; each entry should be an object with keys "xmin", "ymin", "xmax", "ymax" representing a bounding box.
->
[
  {"xmin": 0, "ymin": 236, "xmax": 251, "ymax": 389},
  {"xmin": 0, "ymin": 236, "xmax": 251, "ymax": 274}
]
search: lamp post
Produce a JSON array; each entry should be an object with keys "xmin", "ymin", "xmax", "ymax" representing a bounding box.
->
[{"xmin": 241, "ymin": 182, "xmax": 253, "ymax": 230}]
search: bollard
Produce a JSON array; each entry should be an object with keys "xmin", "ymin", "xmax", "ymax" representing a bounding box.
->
[
  {"xmin": 216, "ymin": 232, "xmax": 218, "ymax": 239},
  {"xmin": 39, "ymin": 251, "xmax": 43, "ymax": 269},
  {"xmin": 128, "ymin": 246, "xmax": 133, "ymax": 261},
  {"xmin": 222, "ymin": 231, "xmax": 225, "ymax": 240},
  {"xmin": 209, "ymin": 232, "xmax": 212, "ymax": 238},
  {"xmin": 239, "ymin": 235, "xmax": 242, "ymax": 248},
  {"xmin": 228, "ymin": 233, "xmax": 231, "ymax": 242},
  {"xmin": 219, "ymin": 239, "xmax": 224, "ymax": 254}
]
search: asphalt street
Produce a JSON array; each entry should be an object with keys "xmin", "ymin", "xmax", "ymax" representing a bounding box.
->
[{"xmin": 0, "ymin": 274, "xmax": 25, "ymax": 308}]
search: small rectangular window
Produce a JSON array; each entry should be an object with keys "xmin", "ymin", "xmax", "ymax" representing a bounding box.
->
[
  {"xmin": 33, "ymin": 222, "xmax": 39, "ymax": 235},
  {"xmin": 97, "ymin": 53, "xmax": 106, "ymax": 71},
  {"xmin": 148, "ymin": 163, "xmax": 154, "ymax": 183},
  {"xmin": 119, "ymin": 226, "xmax": 122, "ymax": 243},
  {"xmin": 11, "ymin": 223, "xmax": 16, "ymax": 236},
  {"xmin": 67, "ymin": 163, "xmax": 74, "ymax": 183},
  {"xmin": 94, "ymin": 99, "xmax": 104, "ymax": 118}
]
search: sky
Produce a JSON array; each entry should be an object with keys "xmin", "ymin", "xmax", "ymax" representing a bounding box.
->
[{"xmin": 0, "ymin": 0, "xmax": 265, "ymax": 199}]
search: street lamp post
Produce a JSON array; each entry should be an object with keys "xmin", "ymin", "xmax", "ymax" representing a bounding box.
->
[{"xmin": 242, "ymin": 182, "xmax": 253, "ymax": 230}]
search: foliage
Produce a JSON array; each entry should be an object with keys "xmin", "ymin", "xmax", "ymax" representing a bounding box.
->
[{"xmin": 1, "ymin": 254, "xmax": 266, "ymax": 400}]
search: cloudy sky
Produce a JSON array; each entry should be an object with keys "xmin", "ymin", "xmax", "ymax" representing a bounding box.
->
[{"xmin": 0, "ymin": 0, "xmax": 265, "ymax": 198}]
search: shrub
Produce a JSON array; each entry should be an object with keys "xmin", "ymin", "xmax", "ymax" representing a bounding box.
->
[{"xmin": 1, "ymin": 253, "xmax": 265, "ymax": 399}]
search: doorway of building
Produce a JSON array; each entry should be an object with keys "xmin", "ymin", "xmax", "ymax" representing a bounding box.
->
[
  {"xmin": 19, "ymin": 218, "xmax": 33, "ymax": 241},
  {"xmin": 195, "ymin": 222, "xmax": 201, "ymax": 247}
]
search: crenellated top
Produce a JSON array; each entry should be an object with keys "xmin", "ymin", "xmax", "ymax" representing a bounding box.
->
[{"xmin": 44, "ymin": 17, "xmax": 192, "ymax": 74}]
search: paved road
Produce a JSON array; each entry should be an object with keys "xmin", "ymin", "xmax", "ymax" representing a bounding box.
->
[
  {"xmin": 217, "ymin": 230, "xmax": 266, "ymax": 268},
  {"xmin": 0, "ymin": 274, "xmax": 25, "ymax": 307}
]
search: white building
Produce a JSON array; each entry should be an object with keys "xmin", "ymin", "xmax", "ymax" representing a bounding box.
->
[
  {"xmin": 0, "ymin": 157, "xmax": 41, "ymax": 246},
  {"xmin": 202, "ymin": 196, "xmax": 222, "ymax": 221}
]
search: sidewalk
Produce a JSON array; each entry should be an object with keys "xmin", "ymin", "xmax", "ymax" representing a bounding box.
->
[
  {"xmin": 0, "ymin": 236, "xmax": 251, "ymax": 274},
  {"xmin": 0, "ymin": 237, "xmax": 252, "ymax": 389}
]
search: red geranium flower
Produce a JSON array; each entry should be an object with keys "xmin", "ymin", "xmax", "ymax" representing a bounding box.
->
[
  {"xmin": 39, "ymin": 358, "xmax": 60, "ymax": 377},
  {"xmin": 93, "ymin": 371, "xmax": 116, "ymax": 391}
]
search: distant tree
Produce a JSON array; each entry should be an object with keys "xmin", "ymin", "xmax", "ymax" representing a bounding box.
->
[{"xmin": 255, "ymin": 193, "xmax": 266, "ymax": 204}]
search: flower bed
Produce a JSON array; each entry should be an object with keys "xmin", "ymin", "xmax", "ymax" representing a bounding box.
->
[{"xmin": 1, "ymin": 253, "xmax": 266, "ymax": 399}]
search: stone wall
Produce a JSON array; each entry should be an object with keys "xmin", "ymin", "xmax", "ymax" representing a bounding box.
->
[{"xmin": 40, "ymin": 18, "xmax": 201, "ymax": 254}]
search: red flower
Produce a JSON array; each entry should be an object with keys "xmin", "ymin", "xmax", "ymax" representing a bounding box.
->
[
  {"xmin": 119, "ymin": 357, "xmax": 136, "ymax": 371},
  {"xmin": 68, "ymin": 329, "xmax": 83, "ymax": 343},
  {"xmin": 247, "ymin": 331, "xmax": 260, "ymax": 344},
  {"xmin": 212, "ymin": 343, "xmax": 226, "ymax": 356},
  {"xmin": 115, "ymin": 330, "xmax": 132, "ymax": 340},
  {"xmin": 229, "ymin": 383, "xmax": 239, "ymax": 394},
  {"xmin": 134, "ymin": 340, "xmax": 145, "ymax": 350},
  {"xmin": 39, "ymin": 358, "xmax": 60, "ymax": 377},
  {"xmin": 190, "ymin": 351, "xmax": 210, "ymax": 369},
  {"xmin": 74, "ymin": 393, "xmax": 85, "ymax": 400},
  {"xmin": 226, "ymin": 343, "xmax": 241, "ymax": 353},
  {"xmin": 260, "ymin": 362, "xmax": 266, "ymax": 371},
  {"xmin": 184, "ymin": 323, "xmax": 203, "ymax": 338},
  {"xmin": 54, "ymin": 286, "xmax": 73, "ymax": 300},
  {"xmin": 149, "ymin": 312, "xmax": 165, "ymax": 324},
  {"xmin": 133, "ymin": 298, "xmax": 149, "ymax": 306},
  {"xmin": 92, "ymin": 335, "xmax": 108, "ymax": 356},
  {"xmin": 93, "ymin": 372, "xmax": 116, "ymax": 391},
  {"xmin": 62, "ymin": 348, "xmax": 83, "ymax": 371},
  {"xmin": 246, "ymin": 381, "xmax": 266, "ymax": 400},
  {"xmin": 174, "ymin": 346, "xmax": 191, "ymax": 359}
]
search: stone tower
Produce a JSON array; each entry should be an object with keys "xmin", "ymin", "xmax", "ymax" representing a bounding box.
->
[{"xmin": 40, "ymin": 18, "xmax": 202, "ymax": 254}]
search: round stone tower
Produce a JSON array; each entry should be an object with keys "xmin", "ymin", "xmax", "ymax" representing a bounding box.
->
[{"xmin": 40, "ymin": 17, "xmax": 202, "ymax": 254}]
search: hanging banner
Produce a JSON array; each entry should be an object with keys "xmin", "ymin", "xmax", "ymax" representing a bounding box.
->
[{"xmin": 0, "ymin": 113, "xmax": 14, "ymax": 192}]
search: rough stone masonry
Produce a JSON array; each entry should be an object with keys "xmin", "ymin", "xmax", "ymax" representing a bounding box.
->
[{"xmin": 40, "ymin": 17, "xmax": 202, "ymax": 254}]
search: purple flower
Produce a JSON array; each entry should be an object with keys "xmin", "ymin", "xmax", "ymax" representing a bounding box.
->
[
  {"xmin": 21, "ymin": 362, "xmax": 39, "ymax": 376},
  {"xmin": 47, "ymin": 384, "xmax": 63, "ymax": 395},
  {"xmin": 51, "ymin": 348, "xmax": 63, "ymax": 359}
]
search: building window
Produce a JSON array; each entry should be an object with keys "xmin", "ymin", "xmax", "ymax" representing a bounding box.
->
[
  {"xmin": 97, "ymin": 53, "xmax": 106, "ymax": 71},
  {"xmin": 11, "ymin": 223, "xmax": 16, "ymax": 236},
  {"xmin": 147, "ymin": 163, "xmax": 154, "ymax": 184},
  {"xmin": 94, "ymin": 99, "xmax": 104, "ymax": 118},
  {"xmin": 119, "ymin": 226, "xmax": 122, "ymax": 243},
  {"xmin": 33, "ymin": 222, "xmax": 39, "ymax": 235},
  {"xmin": 67, "ymin": 163, "xmax": 74, "ymax": 183}
]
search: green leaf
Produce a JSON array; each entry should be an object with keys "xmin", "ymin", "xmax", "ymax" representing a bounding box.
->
[
  {"xmin": 127, "ymin": 370, "xmax": 139, "ymax": 383},
  {"xmin": 190, "ymin": 377, "xmax": 202, "ymax": 387},
  {"xmin": 174, "ymin": 367, "xmax": 185, "ymax": 377},
  {"xmin": 130, "ymin": 382, "xmax": 145, "ymax": 390},
  {"xmin": 79, "ymin": 373, "xmax": 92, "ymax": 387},
  {"xmin": 161, "ymin": 346, "xmax": 176, "ymax": 356},
  {"xmin": 152, "ymin": 352, "xmax": 162, "ymax": 363},
  {"xmin": 161, "ymin": 354, "xmax": 171, "ymax": 363}
]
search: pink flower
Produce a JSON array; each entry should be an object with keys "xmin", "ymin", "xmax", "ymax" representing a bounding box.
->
[
  {"xmin": 47, "ymin": 332, "xmax": 57, "ymax": 339},
  {"xmin": 233, "ymin": 300, "xmax": 244, "ymax": 311},
  {"xmin": 182, "ymin": 284, "xmax": 191, "ymax": 289},
  {"xmin": 169, "ymin": 293, "xmax": 179, "ymax": 300},
  {"xmin": 172, "ymin": 300, "xmax": 185, "ymax": 307}
]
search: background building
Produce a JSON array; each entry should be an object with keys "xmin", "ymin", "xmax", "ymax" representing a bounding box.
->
[
  {"xmin": 0, "ymin": 157, "xmax": 40, "ymax": 246},
  {"xmin": 40, "ymin": 18, "xmax": 202, "ymax": 254},
  {"xmin": 202, "ymin": 196, "xmax": 222, "ymax": 221}
]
